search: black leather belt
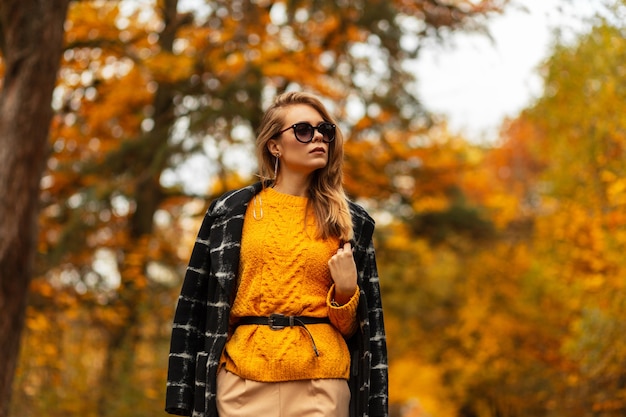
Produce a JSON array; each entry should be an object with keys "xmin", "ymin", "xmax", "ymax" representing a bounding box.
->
[
  {"xmin": 238, "ymin": 314, "xmax": 330, "ymax": 329},
  {"xmin": 237, "ymin": 314, "xmax": 330, "ymax": 356}
]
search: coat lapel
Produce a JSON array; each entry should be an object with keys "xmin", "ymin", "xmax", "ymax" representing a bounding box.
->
[
  {"xmin": 209, "ymin": 182, "xmax": 263, "ymax": 293},
  {"xmin": 348, "ymin": 201, "xmax": 375, "ymax": 269}
]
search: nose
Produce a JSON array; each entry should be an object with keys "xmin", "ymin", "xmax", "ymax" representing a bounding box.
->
[{"xmin": 311, "ymin": 128, "xmax": 324, "ymax": 143}]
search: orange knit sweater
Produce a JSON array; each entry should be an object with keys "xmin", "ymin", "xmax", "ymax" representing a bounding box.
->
[{"xmin": 221, "ymin": 187, "xmax": 359, "ymax": 382}]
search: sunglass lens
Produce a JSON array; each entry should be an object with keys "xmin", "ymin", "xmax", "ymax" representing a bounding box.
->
[
  {"xmin": 319, "ymin": 123, "xmax": 335, "ymax": 142},
  {"xmin": 294, "ymin": 123, "xmax": 314, "ymax": 141}
]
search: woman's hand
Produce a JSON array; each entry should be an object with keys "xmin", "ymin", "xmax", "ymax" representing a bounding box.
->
[{"xmin": 328, "ymin": 242, "xmax": 357, "ymax": 305}]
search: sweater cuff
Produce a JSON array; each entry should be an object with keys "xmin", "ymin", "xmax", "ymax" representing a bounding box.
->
[{"xmin": 327, "ymin": 284, "xmax": 359, "ymax": 336}]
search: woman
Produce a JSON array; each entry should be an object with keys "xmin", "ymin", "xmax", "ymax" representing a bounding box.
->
[{"xmin": 165, "ymin": 91, "xmax": 388, "ymax": 417}]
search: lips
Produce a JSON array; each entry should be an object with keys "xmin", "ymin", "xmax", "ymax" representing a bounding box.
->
[{"xmin": 310, "ymin": 147, "xmax": 326, "ymax": 154}]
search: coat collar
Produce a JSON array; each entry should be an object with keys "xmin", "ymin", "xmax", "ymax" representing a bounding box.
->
[
  {"xmin": 209, "ymin": 182, "xmax": 264, "ymax": 218},
  {"xmin": 347, "ymin": 200, "xmax": 375, "ymax": 266}
]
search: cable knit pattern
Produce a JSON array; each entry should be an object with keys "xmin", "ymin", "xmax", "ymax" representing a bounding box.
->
[{"xmin": 222, "ymin": 187, "xmax": 358, "ymax": 381}]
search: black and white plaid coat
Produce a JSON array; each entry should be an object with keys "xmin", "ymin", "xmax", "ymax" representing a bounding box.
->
[{"xmin": 165, "ymin": 182, "xmax": 388, "ymax": 417}]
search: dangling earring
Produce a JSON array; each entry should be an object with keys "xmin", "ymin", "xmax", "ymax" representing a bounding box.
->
[{"xmin": 274, "ymin": 153, "xmax": 280, "ymax": 179}]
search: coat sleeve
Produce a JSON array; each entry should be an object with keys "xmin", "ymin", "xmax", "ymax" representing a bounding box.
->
[
  {"xmin": 165, "ymin": 207, "xmax": 215, "ymax": 416},
  {"xmin": 363, "ymin": 238, "xmax": 389, "ymax": 417},
  {"xmin": 346, "ymin": 201, "xmax": 389, "ymax": 417}
]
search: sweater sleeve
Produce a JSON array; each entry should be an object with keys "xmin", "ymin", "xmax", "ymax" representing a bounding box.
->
[
  {"xmin": 165, "ymin": 207, "xmax": 215, "ymax": 416},
  {"xmin": 326, "ymin": 284, "xmax": 359, "ymax": 337}
]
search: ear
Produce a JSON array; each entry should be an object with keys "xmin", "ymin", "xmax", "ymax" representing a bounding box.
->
[{"xmin": 267, "ymin": 139, "xmax": 281, "ymax": 156}]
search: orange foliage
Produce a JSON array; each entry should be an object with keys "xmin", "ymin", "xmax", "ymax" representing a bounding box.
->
[{"xmin": 11, "ymin": 1, "xmax": 530, "ymax": 416}]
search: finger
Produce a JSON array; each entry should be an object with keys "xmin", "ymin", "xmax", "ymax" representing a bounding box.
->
[{"xmin": 343, "ymin": 241, "xmax": 352, "ymax": 252}]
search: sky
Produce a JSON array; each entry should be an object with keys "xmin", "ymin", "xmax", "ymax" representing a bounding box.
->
[{"xmin": 414, "ymin": 0, "xmax": 600, "ymax": 142}]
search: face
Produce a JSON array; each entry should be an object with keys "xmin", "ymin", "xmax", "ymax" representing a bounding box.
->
[{"xmin": 268, "ymin": 104, "xmax": 331, "ymax": 179}]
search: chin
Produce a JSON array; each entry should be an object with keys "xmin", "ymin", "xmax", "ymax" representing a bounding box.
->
[{"xmin": 313, "ymin": 162, "xmax": 328, "ymax": 171}]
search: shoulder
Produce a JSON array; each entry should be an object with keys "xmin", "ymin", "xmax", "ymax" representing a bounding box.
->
[
  {"xmin": 347, "ymin": 200, "xmax": 375, "ymax": 246},
  {"xmin": 208, "ymin": 182, "xmax": 263, "ymax": 217},
  {"xmin": 348, "ymin": 200, "xmax": 375, "ymax": 228}
]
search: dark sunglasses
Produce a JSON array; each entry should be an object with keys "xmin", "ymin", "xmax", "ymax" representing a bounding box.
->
[{"xmin": 275, "ymin": 122, "xmax": 336, "ymax": 143}]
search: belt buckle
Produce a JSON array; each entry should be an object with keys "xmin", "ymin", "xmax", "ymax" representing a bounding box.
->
[{"xmin": 268, "ymin": 313, "xmax": 286, "ymax": 330}]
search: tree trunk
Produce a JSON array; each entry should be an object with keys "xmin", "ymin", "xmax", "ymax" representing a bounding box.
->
[{"xmin": 0, "ymin": 1, "xmax": 69, "ymax": 416}]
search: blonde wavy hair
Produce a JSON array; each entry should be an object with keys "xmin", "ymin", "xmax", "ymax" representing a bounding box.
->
[{"xmin": 256, "ymin": 91, "xmax": 353, "ymax": 242}]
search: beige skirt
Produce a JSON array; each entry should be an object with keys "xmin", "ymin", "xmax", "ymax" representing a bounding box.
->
[{"xmin": 216, "ymin": 368, "xmax": 350, "ymax": 417}]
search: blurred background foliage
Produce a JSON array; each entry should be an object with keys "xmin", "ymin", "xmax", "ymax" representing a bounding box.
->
[{"xmin": 3, "ymin": 0, "xmax": 626, "ymax": 416}]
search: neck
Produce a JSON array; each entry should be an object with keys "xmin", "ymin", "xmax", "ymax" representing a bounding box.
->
[{"xmin": 273, "ymin": 175, "xmax": 311, "ymax": 197}]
